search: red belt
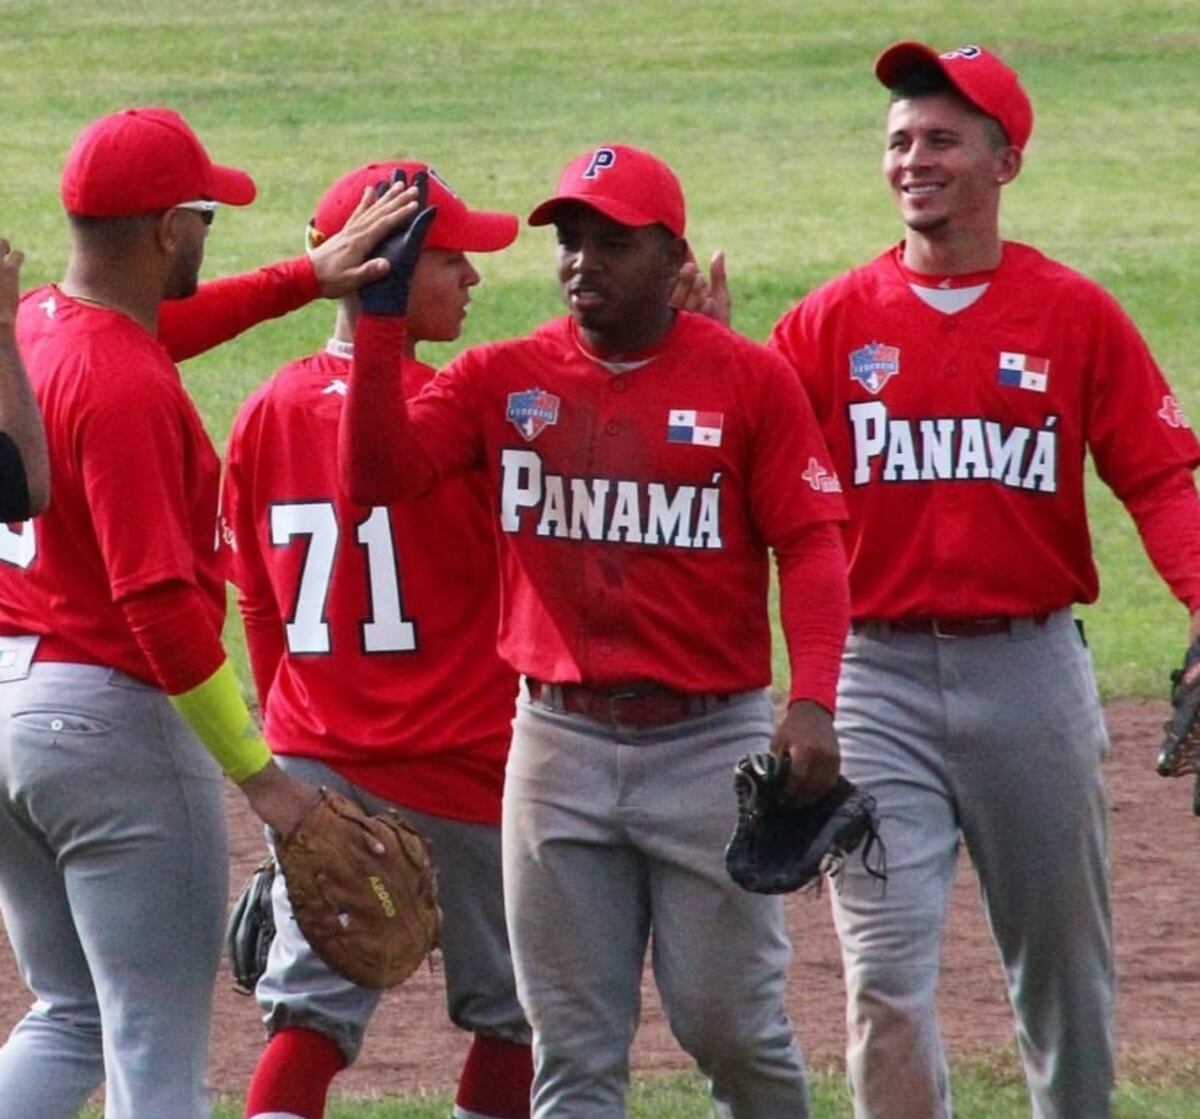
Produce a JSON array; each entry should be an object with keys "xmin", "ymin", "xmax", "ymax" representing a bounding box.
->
[
  {"xmin": 525, "ymin": 678, "xmax": 729, "ymax": 729},
  {"xmin": 853, "ymin": 615, "xmax": 1050, "ymax": 638}
]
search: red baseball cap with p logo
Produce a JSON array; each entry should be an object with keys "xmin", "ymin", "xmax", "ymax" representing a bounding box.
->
[
  {"xmin": 307, "ymin": 161, "xmax": 518, "ymax": 254},
  {"xmin": 61, "ymin": 107, "xmax": 257, "ymax": 217},
  {"xmin": 874, "ymin": 42, "xmax": 1034, "ymax": 152},
  {"xmin": 527, "ymin": 144, "xmax": 686, "ymax": 237}
]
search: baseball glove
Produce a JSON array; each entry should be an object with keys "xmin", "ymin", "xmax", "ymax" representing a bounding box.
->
[
  {"xmin": 226, "ymin": 857, "xmax": 276, "ymax": 995},
  {"xmin": 725, "ymin": 753, "xmax": 886, "ymax": 895},
  {"xmin": 276, "ymin": 788, "xmax": 441, "ymax": 989},
  {"xmin": 1156, "ymin": 635, "xmax": 1200, "ymax": 815}
]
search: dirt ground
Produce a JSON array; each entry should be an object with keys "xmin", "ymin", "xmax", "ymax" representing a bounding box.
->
[{"xmin": 1, "ymin": 699, "xmax": 1198, "ymax": 1105}]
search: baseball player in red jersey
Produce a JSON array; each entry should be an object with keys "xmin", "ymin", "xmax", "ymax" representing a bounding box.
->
[
  {"xmin": 0, "ymin": 241, "xmax": 49, "ymax": 521},
  {"xmin": 222, "ymin": 161, "xmax": 534, "ymax": 1119},
  {"xmin": 767, "ymin": 44, "xmax": 1200, "ymax": 1119},
  {"xmin": 0, "ymin": 108, "xmax": 417, "ymax": 1119},
  {"xmin": 339, "ymin": 145, "xmax": 851, "ymax": 1119}
]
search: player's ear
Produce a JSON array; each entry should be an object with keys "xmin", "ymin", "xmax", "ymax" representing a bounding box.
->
[
  {"xmin": 995, "ymin": 146, "xmax": 1022, "ymax": 186},
  {"xmin": 662, "ymin": 232, "xmax": 689, "ymax": 273},
  {"xmin": 154, "ymin": 208, "xmax": 183, "ymax": 253}
]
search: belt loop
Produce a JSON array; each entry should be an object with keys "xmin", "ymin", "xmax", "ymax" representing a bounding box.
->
[{"xmin": 1008, "ymin": 616, "xmax": 1037, "ymax": 641}]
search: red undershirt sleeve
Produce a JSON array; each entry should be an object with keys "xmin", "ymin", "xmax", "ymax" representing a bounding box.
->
[
  {"xmin": 338, "ymin": 313, "xmax": 437, "ymax": 505},
  {"xmin": 776, "ymin": 520, "xmax": 850, "ymax": 712},
  {"xmin": 238, "ymin": 589, "xmax": 286, "ymax": 709},
  {"xmin": 1124, "ymin": 467, "xmax": 1200, "ymax": 612},
  {"xmin": 121, "ymin": 582, "xmax": 227, "ymax": 696},
  {"xmin": 158, "ymin": 257, "xmax": 320, "ymax": 363}
]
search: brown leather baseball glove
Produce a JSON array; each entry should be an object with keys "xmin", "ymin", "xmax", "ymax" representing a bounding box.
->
[{"xmin": 276, "ymin": 788, "xmax": 441, "ymax": 989}]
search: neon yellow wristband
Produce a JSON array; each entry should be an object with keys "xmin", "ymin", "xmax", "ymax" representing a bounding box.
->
[{"xmin": 169, "ymin": 659, "xmax": 272, "ymax": 783}]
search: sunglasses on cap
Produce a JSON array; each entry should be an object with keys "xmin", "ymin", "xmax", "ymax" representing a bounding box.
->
[{"xmin": 173, "ymin": 199, "xmax": 219, "ymax": 226}]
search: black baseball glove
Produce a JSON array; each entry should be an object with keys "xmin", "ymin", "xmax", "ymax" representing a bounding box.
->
[
  {"xmin": 358, "ymin": 169, "xmax": 438, "ymax": 318},
  {"xmin": 1156, "ymin": 635, "xmax": 1200, "ymax": 816},
  {"xmin": 226, "ymin": 858, "xmax": 277, "ymax": 995},
  {"xmin": 725, "ymin": 753, "xmax": 886, "ymax": 895}
]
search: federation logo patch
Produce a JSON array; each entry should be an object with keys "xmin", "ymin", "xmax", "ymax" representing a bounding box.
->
[
  {"xmin": 997, "ymin": 351, "xmax": 1049, "ymax": 393},
  {"xmin": 849, "ymin": 342, "xmax": 900, "ymax": 395},
  {"xmin": 507, "ymin": 389, "xmax": 561, "ymax": 442},
  {"xmin": 667, "ymin": 409, "xmax": 723, "ymax": 447}
]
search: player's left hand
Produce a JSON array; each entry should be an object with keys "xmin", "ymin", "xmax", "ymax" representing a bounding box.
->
[
  {"xmin": 668, "ymin": 248, "xmax": 731, "ymax": 326},
  {"xmin": 358, "ymin": 170, "xmax": 438, "ymax": 317},
  {"xmin": 769, "ymin": 699, "xmax": 840, "ymax": 805},
  {"xmin": 308, "ymin": 176, "xmax": 422, "ymax": 299}
]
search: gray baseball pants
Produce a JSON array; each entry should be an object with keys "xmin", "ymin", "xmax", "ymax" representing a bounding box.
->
[
  {"xmin": 830, "ymin": 610, "xmax": 1113, "ymax": 1119},
  {"xmin": 503, "ymin": 686, "xmax": 809, "ymax": 1119},
  {"xmin": 0, "ymin": 647, "xmax": 228, "ymax": 1119},
  {"xmin": 255, "ymin": 755, "xmax": 529, "ymax": 1064}
]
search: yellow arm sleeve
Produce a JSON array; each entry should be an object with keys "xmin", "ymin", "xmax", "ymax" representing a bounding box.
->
[{"xmin": 169, "ymin": 659, "xmax": 272, "ymax": 783}]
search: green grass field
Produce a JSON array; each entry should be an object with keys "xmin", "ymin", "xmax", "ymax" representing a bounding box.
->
[{"xmin": 8, "ymin": 1, "xmax": 1200, "ymax": 1114}]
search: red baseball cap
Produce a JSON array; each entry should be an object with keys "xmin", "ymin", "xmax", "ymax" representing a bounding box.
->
[
  {"xmin": 527, "ymin": 144, "xmax": 686, "ymax": 237},
  {"xmin": 307, "ymin": 161, "xmax": 518, "ymax": 254},
  {"xmin": 61, "ymin": 107, "xmax": 256, "ymax": 218},
  {"xmin": 875, "ymin": 42, "xmax": 1034, "ymax": 151}
]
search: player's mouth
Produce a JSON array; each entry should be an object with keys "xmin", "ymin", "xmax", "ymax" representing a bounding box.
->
[
  {"xmin": 902, "ymin": 182, "xmax": 943, "ymax": 198},
  {"xmin": 568, "ymin": 284, "xmax": 607, "ymax": 312}
]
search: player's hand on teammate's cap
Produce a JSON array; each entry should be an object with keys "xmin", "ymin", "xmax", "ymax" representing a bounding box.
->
[
  {"xmin": 358, "ymin": 169, "xmax": 438, "ymax": 317},
  {"xmin": 769, "ymin": 699, "xmax": 841, "ymax": 805},
  {"xmin": 669, "ymin": 248, "xmax": 731, "ymax": 327},
  {"xmin": 308, "ymin": 173, "xmax": 425, "ymax": 300}
]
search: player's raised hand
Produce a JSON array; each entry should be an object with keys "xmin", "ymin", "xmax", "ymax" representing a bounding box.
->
[
  {"xmin": 308, "ymin": 175, "xmax": 422, "ymax": 299},
  {"xmin": 358, "ymin": 169, "xmax": 438, "ymax": 317},
  {"xmin": 669, "ymin": 248, "xmax": 731, "ymax": 326}
]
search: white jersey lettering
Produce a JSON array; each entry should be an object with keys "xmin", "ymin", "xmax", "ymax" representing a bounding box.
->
[
  {"xmin": 848, "ymin": 402, "xmax": 1059, "ymax": 493},
  {"xmin": 499, "ymin": 447, "xmax": 722, "ymax": 549}
]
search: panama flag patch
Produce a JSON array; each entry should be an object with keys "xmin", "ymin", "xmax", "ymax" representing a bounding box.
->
[
  {"xmin": 997, "ymin": 351, "xmax": 1049, "ymax": 393},
  {"xmin": 667, "ymin": 409, "xmax": 723, "ymax": 446}
]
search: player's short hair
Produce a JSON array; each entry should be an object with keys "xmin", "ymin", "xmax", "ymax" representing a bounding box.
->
[
  {"xmin": 67, "ymin": 211, "xmax": 160, "ymax": 251},
  {"xmin": 887, "ymin": 64, "xmax": 1010, "ymax": 150}
]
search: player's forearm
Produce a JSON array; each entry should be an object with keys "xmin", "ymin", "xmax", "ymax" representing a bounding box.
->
[
  {"xmin": 1125, "ymin": 468, "xmax": 1200, "ymax": 611},
  {"xmin": 239, "ymin": 594, "xmax": 286, "ymax": 709},
  {"xmin": 338, "ymin": 313, "xmax": 437, "ymax": 505},
  {"xmin": 0, "ymin": 330, "xmax": 49, "ymax": 516},
  {"xmin": 121, "ymin": 582, "xmax": 271, "ymax": 782},
  {"xmin": 776, "ymin": 521, "xmax": 851, "ymax": 710},
  {"xmin": 158, "ymin": 257, "xmax": 320, "ymax": 363}
]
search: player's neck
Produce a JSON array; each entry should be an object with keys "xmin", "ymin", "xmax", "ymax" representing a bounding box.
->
[
  {"xmin": 901, "ymin": 228, "xmax": 1004, "ymax": 278},
  {"xmin": 337, "ymin": 305, "xmax": 417, "ymax": 358},
  {"xmin": 60, "ymin": 258, "xmax": 159, "ymax": 333}
]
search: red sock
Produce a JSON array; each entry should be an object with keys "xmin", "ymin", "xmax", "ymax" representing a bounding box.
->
[
  {"xmin": 454, "ymin": 1033, "xmax": 533, "ymax": 1119},
  {"xmin": 244, "ymin": 1026, "xmax": 346, "ymax": 1119}
]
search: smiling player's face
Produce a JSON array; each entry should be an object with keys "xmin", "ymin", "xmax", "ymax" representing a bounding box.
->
[{"xmin": 883, "ymin": 91, "xmax": 1017, "ymax": 242}]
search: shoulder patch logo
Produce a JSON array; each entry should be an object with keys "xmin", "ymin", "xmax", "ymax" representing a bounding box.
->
[
  {"xmin": 507, "ymin": 389, "xmax": 561, "ymax": 442},
  {"xmin": 1158, "ymin": 395, "xmax": 1190, "ymax": 429},
  {"xmin": 849, "ymin": 342, "xmax": 900, "ymax": 395},
  {"xmin": 802, "ymin": 456, "xmax": 843, "ymax": 493}
]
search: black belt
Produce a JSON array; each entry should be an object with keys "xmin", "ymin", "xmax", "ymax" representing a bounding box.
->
[
  {"xmin": 852, "ymin": 615, "xmax": 1050, "ymax": 639},
  {"xmin": 525, "ymin": 678, "xmax": 729, "ymax": 728}
]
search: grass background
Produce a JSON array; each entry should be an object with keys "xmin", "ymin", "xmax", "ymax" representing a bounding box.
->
[{"xmin": 4, "ymin": 1, "xmax": 1197, "ymax": 1114}]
